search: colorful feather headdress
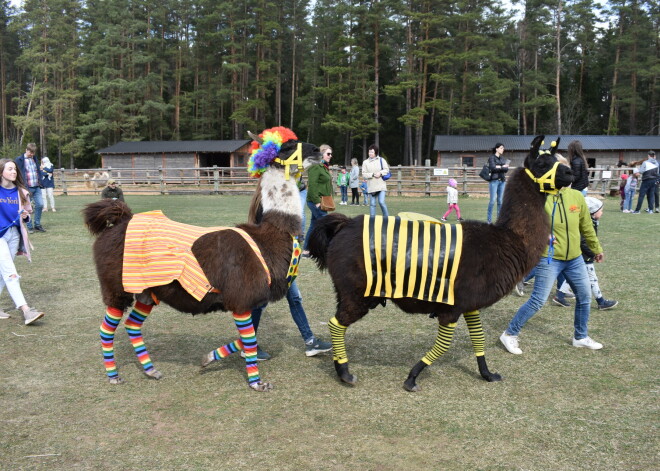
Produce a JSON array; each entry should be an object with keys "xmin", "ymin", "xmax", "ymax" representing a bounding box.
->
[{"xmin": 247, "ymin": 127, "xmax": 299, "ymax": 178}]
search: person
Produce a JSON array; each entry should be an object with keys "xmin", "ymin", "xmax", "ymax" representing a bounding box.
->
[
  {"xmin": 303, "ymin": 144, "xmax": 333, "ymax": 255},
  {"xmin": 632, "ymin": 150, "xmax": 658, "ymax": 214},
  {"xmin": 349, "ymin": 158, "xmax": 361, "ymax": 205},
  {"xmin": 15, "ymin": 143, "xmax": 45, "ymax": 233},
  {"xmin": 0, "ymin": 159, "xmax": 44, "ymax": 325},
  {"xmin": 441, "ymin": 178, "xmax": 462, "ymax": 222},
  {"xmin": 623, "ymin": 172, "xmax": 638, "ymax": 213},
  {"xmin": 247, "ymin": 280, "xmax": 332, "ymax": 360},
  {"xmin": 360, "ymin": 178, "xmax": 369, "ymax": 205},
  {"xmin": 568, "ymin": 140, "xmax": 590, "ymax": 195},
  {"xmin": 296, "ymin": 173, "xmax": 308, "ymax": 246},
  {"xmin": 101, "ymin": 179, "xmax": 124, "ymax": 201},
  {"xmin": 500, "ymin": 180, "xmax": 606, "ymax": 354},
  {"xmin": 553, "ymin": 197, "xmax": 617, "ymax": 311},
  {"xmin": 337, "ymin": 166, "xmax": 349, "ymax": 205},
  {"xmin": 40, "ymin": 156, "xmax": 56, "ymax": 212},
  {"xmin": 361, "ymin": 144, "xmax": 389, "ymax": 218},
  {"xmin": 618, "ymin": 174, "xmax": 628, "ymax": 211},
  {"xmin": 486, "ymin": 143, "xmax": 508, "ymax": 223}
]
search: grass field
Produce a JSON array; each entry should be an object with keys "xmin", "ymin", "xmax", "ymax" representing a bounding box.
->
[{"xmin": 0, "ymin": 193, "xmax": 657, "ymax": 470}]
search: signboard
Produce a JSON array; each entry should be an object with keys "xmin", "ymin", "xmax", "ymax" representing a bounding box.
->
[
  {"xmin": 434, "ymin": 168, "xmax": 449, "ymax": 176},
  {"xmin": 602, "ymin": 170, "xmax": 612, "ymax": 179}
]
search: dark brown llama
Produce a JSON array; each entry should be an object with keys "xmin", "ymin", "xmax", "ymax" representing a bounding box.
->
[
  {"xmin": 307, "ymin": 136, "xmax": 573, "ymax": 391},
  {"xmin": 84, "ymin": 129, "xmax": 319, "ymax": 391}
]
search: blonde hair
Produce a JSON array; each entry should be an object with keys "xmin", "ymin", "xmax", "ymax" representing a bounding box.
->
[
  {"xmin": 555, "ymin": 153, "xmax": 569, "ymax": 167},
  {"xmin": 319, "ymin": 144, "xmax": 332, "ymax": 155}
]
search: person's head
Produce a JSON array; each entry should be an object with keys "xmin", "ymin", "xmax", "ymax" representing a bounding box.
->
[
  {"xmin": 319, "ymin": 144, "xmax": 332, "ymax": 163},
  {"xmin": 448, "ymin": 178, "xmax": 457, "ymax": 188},
  {"xmin": 585, "ymin": 196, "xmax": 604, "ymax": 220},
  {"xmin": 368, "ymin": 144, "xmax": 379, "ymax": 158},
  {"xmin": 341, "ymin": 166, "xmax": 346, "ymax": 173},
  {"xmin": 0, "ymin": 159, "xmax": 28, "ymax": 204},
  {"xmin": 41, "ymin": 156, "xmax": 52, "ymax": 167},
  {"xmin": 25, "ymin": 143, "xmax": 36, "ymax": 157},
  {"xmin": 351, "ymin": 158, "xmax": 358, "ymax": 166},
  {"xmin": 567, "ymin": 140, "xmax": 586, "ymax": 164},
  {"xmin": 493, "ymin": 143, "xmax": 504, "ymax": 155},
  {"xmin": 621, "ymin": 173, "xmax": 628, "ymax": 181},
  {"xmin": 648, "ymin": 150, "xmax": 656, "ymax": 159},
  {"xmin": 107, "ymin": 178, "xmax": 117, "ymax": 188}
]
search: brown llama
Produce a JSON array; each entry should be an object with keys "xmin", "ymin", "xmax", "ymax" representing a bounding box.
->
[
  {"xmin": 307, "ymin": 135, "xmax": 574, "ymax": 391},
  {"xmin": 83, "ymin": 127, "xmax": 318, "ymax": 391}
]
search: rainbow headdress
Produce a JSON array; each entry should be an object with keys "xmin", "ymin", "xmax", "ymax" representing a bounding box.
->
[{"xmin": 247, "ymin": 127, "xmax": 299, "ymax": 178}]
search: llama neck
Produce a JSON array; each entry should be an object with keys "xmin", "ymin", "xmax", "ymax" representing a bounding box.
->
[
  {"xmin": 495, "ymin": 168, "xmax": 550, "ymax": 253},
  {"xmin": 259, "ymin": 168, "xmax": 302, "ymax": 235}
]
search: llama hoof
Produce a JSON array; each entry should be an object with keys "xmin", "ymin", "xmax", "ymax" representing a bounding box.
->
[
  {"xmin": 249, "ymin": 381, "xmax": 274, "ymax": 392},
  {"xmin": 403, "ymin": 379, "xmax": 421, "ymax": 392},
  {"xmin": 144, "ymin": 369, "xmax": 163, "ymax": 380},
  {"xmin": 340, "ymin": 373, "xmax": 357, "ymax": 385},
  {"xmin": 108, "ymin": 376, "xmax": 124, "ymax": 385},
  {"xmin": 484, "ymin": 372, "xmax": 502, "ymax": 382},
  {"xmin": 201, "ymin": 351, "xmax": 215, "ymax": 368}
]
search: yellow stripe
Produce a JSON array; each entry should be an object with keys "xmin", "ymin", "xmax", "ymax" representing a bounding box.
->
[
  {"xmin": 446, "ymin": 224, "xmax": 463, "ymax": 305},
  {"xmin": 427, "ymin": 223, "xmax": 441, "ymax": 300},
  {"xmin": 406, "ymin": 221, "xmax": 419, "ymax": 298},
  {"xmin": 372, "ymin": 216, "xmax": 384, "ymax": 296},
  {"xmin": 415, "ymin": 221, "xmax": 430, "ymax": 299},
  {"xmin": 383, "ymin": 216, "xmax": 396, "ymax": 297},
  {"xmin": 362, "ymin": 215, "xmax": 373, "ymax": 296},
  {"xmin": 393, "ymin": 219, "xmax": 408, "ymax": 298}
]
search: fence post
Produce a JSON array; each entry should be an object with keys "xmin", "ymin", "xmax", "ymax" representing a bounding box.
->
[
  {"xmin": 213, "ymin": 165, "xmax": 219, "ymax": 194},
  {"xmin": 461, "ymin": 166, "xmax": 468, "ymax": 195},
  {"xmin": 396, "ymin": 166, "xmax": 401, "ymax": 196},
  {"xmin": 425, "ymin": 167, "xmax": 431, "ymax": 197},
  {"xmin": 60, "ymin": 169, "xmax": 67, "ymax": 195},
  {"xmin": 159, "ymin": 167, "xmax": 165, "ymax": 194}
]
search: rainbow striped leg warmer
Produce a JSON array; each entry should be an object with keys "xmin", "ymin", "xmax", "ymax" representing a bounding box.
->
[
  {"xmin": 212, "ymin": 340, "xmax": 243, "ymax": 361},
  {"xmin": 421, "ymin": 322, "xmax": 457, "ymax": 366},
  {"xmin": 124, "ymin": 302, "xmax": 156, "ymax": 373},
  {"xmin": 100, "ymin": 307, "xmax": 125, "ymax": 378},
  {"xmin": 328, "ymin": 316, "xmax": 348, "ymax": 364},
  {"xmin": 233, "ymin": 311, "xmax": 260, "ymax": 385},
  {"xmin": 463, "ymin": 310, "xmax": 485, "ymax": 357}
]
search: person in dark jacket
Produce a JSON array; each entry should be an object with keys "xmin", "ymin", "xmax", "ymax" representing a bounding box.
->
[
  {"xmin": 15, "ymin": 143, "xmax": 45, "ymax": 233},
  {"xmin": 486, "ymin": 142, "xmax": 508, "ymax": 223},
  {"xmin": 632, "ymin": 150, "xmax": 658, "ymax": 213},
  {"xmin": 568, "ymin": 140, "xmax": 590, "ymax": 195},
  {"xmin": 101, "ymin": 179, "xmax": 124, "ymax": 201}
]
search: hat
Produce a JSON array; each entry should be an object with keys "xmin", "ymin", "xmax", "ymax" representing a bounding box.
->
[
  {"xmin": 107, "ymin": 179, "xmax": 116, "ymax": 185},
  {"xmin": 448, "ymin": 178, "xmax": 457, "ymax": 187},
  {"xmin": 621, "ymin": 174, "xmax": 628, "ymax": 180},
  {"xmin": 585, "ymin": 196, "xmax": 603, "ymax": 215},
  {"xmin": 648, "ymin": 150, "xmax": 656, "ymax": 156}
]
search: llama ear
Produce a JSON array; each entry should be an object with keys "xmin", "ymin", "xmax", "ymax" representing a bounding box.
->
[
  {"xmin": 549, "ymin": 137, "xmax": 561, "ymax": 155},
  {"xmin": 247, "ymin": 130, "xmax": 263, "ymax": 145}
]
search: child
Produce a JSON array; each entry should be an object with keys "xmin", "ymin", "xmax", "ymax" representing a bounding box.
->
[
  {"xmin": 622, "ymin": 173, "xmax": 638, "ymax": 213},
  {"xmin": 441, "ymin": 178, "xmax": 462, "ymax": 222},
  {"xmin": 360, "ymin": 178, "xmax": 368, "ymax": 206},
  {"xmin": 555, "ymin": 197, "xmax": 617, "ymax": 310},
  {"xmin": 619, "ymin": 174, "xmax": 628, "ymax": 211},
  {"xmin": 336, "ymin": 166, "xmax": 349, "ymax": 205}
]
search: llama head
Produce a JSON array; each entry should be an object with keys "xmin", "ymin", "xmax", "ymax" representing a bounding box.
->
[
  {"xmin": 247, "ymin": 127, "xmax": 320, "ymax": 180},
  {"xmin": 524, "ymin": 135, "xmax": 573, "ymax": 194}
]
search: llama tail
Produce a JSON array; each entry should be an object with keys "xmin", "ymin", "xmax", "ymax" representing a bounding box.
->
[
  {"xmin": 306, "ymin": 213, "xmax": 351, "ymax": 271},
  {"xmin": 83, "ymin": 199, "xmax": 133, "ymax": 236}
]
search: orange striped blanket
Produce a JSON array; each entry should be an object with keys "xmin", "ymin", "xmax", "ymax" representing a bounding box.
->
[{"xmin": 122, "ymin": 210, "xmax": 269, "ymax": 301}]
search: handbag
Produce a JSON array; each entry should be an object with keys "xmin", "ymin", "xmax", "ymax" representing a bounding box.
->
[
  {"xmin": 320, "ymin": 195, "xmax": 336, "ymax": 212},
  {"xmin": 380, "ymin": 158, "xmax": 391, "ymax": 181},
  {"xmin": 479, "ymin": 163, "xmax": 491, "ymax": 181}
]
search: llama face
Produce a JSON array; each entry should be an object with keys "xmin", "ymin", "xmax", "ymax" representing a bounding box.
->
[
  {"xmin": 525, "ymin": 135, "xmax": 574, "ymax": 192},
  {"xmin": 274, "ymin": 141, "xmax": 321, "ymax": 178}
]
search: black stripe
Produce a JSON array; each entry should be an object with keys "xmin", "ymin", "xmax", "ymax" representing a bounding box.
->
[
  {"xmin": 442, "ymin": 224, "xmax": 457, "ymax": 302},
  {"xmin": 368, "ymin": 216, "xmax": 377, "ymax": 296},
  {"xmin": 422, "ymin": 223, "xmax": 437, "ymax": 300},
  {"xmin": 411, "ymin": 222, "xmax": 426, "ymax": 297},
  {"xmin": 378, "ymin": 216, "xmax": 390, "ymax": 296},
  {"xmin": 401, "ymin": 219, "xmax": 414, "ymax": 296},
  {"xmin": 389, "ymin": 217, "xmax": 401, "ymax": 294}
]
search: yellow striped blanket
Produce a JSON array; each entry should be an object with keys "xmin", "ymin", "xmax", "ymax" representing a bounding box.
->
[
  {"xmin": 122, "ymin": 210, "xmax": 269, "ymax": 301},
  {"xmin": 363, "ymin": 215, "xmax": 463, "ymax": 305}
]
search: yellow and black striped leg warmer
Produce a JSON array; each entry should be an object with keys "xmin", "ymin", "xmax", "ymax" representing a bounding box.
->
[
  {"xmin": 329, "ymin": 316, "xmax": 356, "ymax": 385},
  {"xmin": 463, "ymin": 310, "xmax": 485, "ymax": 357},
  {"xmin": 463, "ymin": 310, "xmax": 502, "ymax": 382},
  {"xmin": 422, "ymin": 322, "xmax": 457, "ymax": 365}
]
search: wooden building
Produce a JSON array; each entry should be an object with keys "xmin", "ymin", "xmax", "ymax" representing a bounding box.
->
[{"xmin": 433, "ymin": 135, "xmax": 660, "ymax": 169}]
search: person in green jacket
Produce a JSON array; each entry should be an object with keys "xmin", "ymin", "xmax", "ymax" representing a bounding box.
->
[
  {"xmin": 303, "ymin": 144, "xmax": 333, "ymax": 254},
  {"xmin": 500, "ymin": 186, "xmax": 605, "ymax": 354}
]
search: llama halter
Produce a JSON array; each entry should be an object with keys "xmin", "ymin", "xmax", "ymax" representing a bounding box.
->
[{"xmin": 525, "ymin": 161, "xmax": 561, "ymax": 195}]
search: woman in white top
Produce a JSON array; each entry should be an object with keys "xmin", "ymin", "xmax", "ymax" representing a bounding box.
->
[{"xmin": 361, "ymin": 144, "xmax": 389, "ymax": 218}]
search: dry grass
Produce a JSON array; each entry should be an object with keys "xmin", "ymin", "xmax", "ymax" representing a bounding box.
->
[{"xmin": 0, "ymin": 194, "xmax": 657, "ymax": 470}]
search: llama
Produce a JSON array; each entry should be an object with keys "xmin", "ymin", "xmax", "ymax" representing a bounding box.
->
[
  {"xmin": 307, "ymin": 136, "xmax": 573, "ymax": 391},
  {"xmin": 83, "ymin": 127, "xmax": 317, "ymax": 391}
]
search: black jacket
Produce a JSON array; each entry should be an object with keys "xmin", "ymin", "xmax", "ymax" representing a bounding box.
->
[
  {"xmin": 488, "ymin": 154, "xmax": 508, "ymax": 181},
  {"xmin": 570, "ymin": 156, "xmax": 589, "ymax": 191}
]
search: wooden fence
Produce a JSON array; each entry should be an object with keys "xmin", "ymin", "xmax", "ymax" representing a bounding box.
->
[{"xmin": 54, "ymin": 165, "xmax": 634, "ymax": 198}]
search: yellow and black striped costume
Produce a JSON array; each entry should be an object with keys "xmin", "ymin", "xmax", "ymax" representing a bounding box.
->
[{"xmin": 362, "ymin": 215, "xmax": 463, "ymax": 305}]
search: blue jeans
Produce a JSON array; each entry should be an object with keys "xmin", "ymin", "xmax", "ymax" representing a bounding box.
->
[
  {"xmin": 487, "ymin": 179, "xmax": 505, "ymax": 222},
  {"xmin": 303, "ymin": 200, "xmax": 327, "ymax": 250},
  {"xmin": 250, "ymin": 280, "xmax": 314, "ymax": 343},
  {"xmin": 340, "ymin": 185, "xmax": 348, "ymax": 203},
  {"xmin": 634, "ymin": 179, "xmax": 656, "ymax": 212},
  {"xmin": 623, "ymin": 189, "xmax": 635, "ymax": 211},
  {"xmin": 506, "ymin": 256, "xmax": 592, "ymax": 340},
  {"xmin": 27, "ymin": 186, "xmax": 43, "ymax": 229},
  {"xmin": 362, "ymin": 191, "xmax": 368, "ymax": 204},
  {"xmin": 369, "ymin": 191, "xmax": 389, "ymax": 218}
]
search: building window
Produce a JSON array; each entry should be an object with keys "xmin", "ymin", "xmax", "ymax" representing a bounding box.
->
[{"xmin": 461, "ymin": 155, "xmax": 475, "ymax": 167}]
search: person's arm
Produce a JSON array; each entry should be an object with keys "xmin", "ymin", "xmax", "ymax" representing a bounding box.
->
[
  {"xmin": 117, "ymin": 188, "xmax": 125, "ymax": 202},
  {"xmin": 307, "ymin": 165, "xmax": 321, "ymax": 204},
  {"xmin": 362, "ymin": 161, "xmax": 375, "ymax": 179}
]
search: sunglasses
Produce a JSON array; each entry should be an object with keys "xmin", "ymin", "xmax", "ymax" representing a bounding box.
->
[{"xmin": 325, "ymin": 152, "xmax": 332, "ymax": 156}]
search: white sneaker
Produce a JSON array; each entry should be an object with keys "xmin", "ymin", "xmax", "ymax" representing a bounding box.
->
[
  {"xmin": 500, "ymin": 331, "xmax": 522, "ymax": 354},
  {"xmin": 0, "ymin": 310, "xmax": 10, "ymax": 319},
  {"xmin": 24, "ymin": 308, "xmax": 44, "ymax": 325},
  {"xmin": 514, "ymin": 282, "xmax": 524, "ymax": 297},
  {"xmin": 572, "ymin": 336, "xmax": 603, "ymax": 350}
]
